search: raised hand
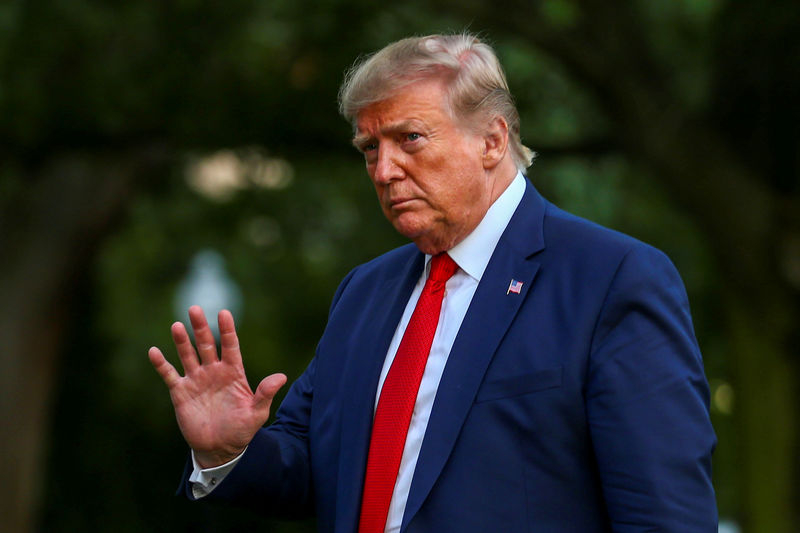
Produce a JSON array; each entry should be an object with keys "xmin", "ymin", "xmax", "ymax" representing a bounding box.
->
[{"xmin": 148, "ymin": 305, "xmax": 287, "ymax": 468}]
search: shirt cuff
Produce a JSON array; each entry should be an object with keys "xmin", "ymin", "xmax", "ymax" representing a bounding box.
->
[{"xmin": 188, "ymin": 448, "xmax": 246, "ymax": 499}]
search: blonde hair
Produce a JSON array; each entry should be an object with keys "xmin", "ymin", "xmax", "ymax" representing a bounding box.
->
[{"xmin": 338, "ymin": 33, "xmax": 535, "ymax": 170}]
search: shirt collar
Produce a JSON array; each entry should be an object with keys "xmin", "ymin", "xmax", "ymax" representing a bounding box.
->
[{"xmin": 425, "ymin": 171, "xmax": 526, "ymax": 281}]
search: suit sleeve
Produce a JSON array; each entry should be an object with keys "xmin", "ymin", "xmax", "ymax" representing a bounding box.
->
[
  {"xmin": 176, "ymin": 266, "xmax": 360, "ymax": 518},
  {"xmin": 586, "ymin": 244, "xmax": 717, "ymax": 531}
]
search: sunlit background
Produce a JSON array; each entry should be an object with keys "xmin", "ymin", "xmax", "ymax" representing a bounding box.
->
[{"xmin": 1, "ymin": 1, "xmax": 798, "ymax": 532}]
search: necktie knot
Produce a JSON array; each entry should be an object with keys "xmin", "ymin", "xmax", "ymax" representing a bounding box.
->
[{"xmin": 428, "ymin": 253, "xmax": 458, "ymax": 284}]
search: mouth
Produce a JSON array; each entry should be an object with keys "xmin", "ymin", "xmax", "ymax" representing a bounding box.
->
[{"xmin": 388, "ymin": 197, "xmax": 418, "ymax": 210}]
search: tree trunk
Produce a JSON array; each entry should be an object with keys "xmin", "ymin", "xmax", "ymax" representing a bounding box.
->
[{"xmin": 0, "ymin": 147, "xmax": 165, "ymax": 532}]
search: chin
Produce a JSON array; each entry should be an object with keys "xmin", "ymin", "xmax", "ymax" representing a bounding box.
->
[{"xmin": 391, "ymin": 215, "xmax": 428, "ymax": 240}]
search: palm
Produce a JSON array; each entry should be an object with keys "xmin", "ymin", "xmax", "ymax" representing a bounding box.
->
[
  {"xmin": 149, "ymin": 306, "xmax": 286, "ymax": 467},
  {"xmin": 170, "ymin": 359, "xmax": 260, "ymax": 455}
]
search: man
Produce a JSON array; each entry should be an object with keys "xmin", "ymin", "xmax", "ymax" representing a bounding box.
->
[{"xmin": 149, "ymin": 33, "xmax": 717, "ymax": 532}]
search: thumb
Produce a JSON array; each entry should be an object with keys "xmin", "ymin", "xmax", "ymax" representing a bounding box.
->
[{"xmin": 254, "ymin": 373, "xmax": 288, "ymax": 411}]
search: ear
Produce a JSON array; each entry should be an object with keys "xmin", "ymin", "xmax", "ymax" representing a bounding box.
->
[{"xmin": 482, "ymin": 116, "xmax": 509, "ymax": 169}]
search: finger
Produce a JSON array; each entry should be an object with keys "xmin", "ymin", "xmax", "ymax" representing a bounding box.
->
[
  {"xmin": 218, "ymin": 309, "xmax": 243, "ymax": 367},
  {"xmin": 188, "ymin": 305, "xmax": 219, "ymax": 364},
  {"xmin": 170, "ymin": 321, "xmax": 200, "ymax": 373},
  {"xmin": 254, "ymin": 373, "xmax": 288, "ymax": 412},
  {"xmin": 148, "ymin": 346, "xmax": 182, "ymax": 388}
]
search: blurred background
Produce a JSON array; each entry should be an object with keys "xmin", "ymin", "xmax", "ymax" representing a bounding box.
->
[{"xmin": 1, "ymin": 0, "xmax": 798, "ymax": 532}]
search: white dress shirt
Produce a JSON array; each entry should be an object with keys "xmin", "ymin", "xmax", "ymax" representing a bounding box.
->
[{"xmin": 191, "ymin": 173, "xmax": 526, "ymax": 532}]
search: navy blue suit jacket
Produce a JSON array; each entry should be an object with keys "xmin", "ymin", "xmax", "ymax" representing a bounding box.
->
[{"xmin": 183, "ymin": 179, "xmax": 717, "ymax": 532}]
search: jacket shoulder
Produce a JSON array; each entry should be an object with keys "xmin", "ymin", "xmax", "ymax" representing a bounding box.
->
[
  {"xmin": 542, "ymin": 201, "xmax": 668, "ymax": 263},
  {"xmin": 327, "ymin": 243, "xmax": 420, "ymax": 313}
]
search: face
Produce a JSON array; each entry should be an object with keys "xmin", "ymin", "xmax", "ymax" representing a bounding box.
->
[{"xmin": 353, "ymin": 78, "xmax": 495, "ymax": 255}]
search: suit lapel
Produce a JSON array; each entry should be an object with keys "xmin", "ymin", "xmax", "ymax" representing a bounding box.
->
[
  {"xmin": 334, "ymin": 250, "xmax": 425, "ymax": 533},
  {"xmin": 400, "ymin": 180, "xmax": 547, "ymax": 531}
]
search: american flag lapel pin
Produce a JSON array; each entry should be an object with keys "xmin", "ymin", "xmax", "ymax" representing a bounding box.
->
[{"xmin": 507, "ymin": 279, "xmax": 523, "ymax": 295}]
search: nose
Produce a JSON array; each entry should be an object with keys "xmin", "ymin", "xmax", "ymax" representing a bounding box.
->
[{"xmin": 372, "ymin": 144, "xmax": 405, "ymax": 185}]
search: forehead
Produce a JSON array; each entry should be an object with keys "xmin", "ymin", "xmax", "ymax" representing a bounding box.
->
[{"xmin": 354, "ymin": 79, "xmax": 453, "ymax": 136}]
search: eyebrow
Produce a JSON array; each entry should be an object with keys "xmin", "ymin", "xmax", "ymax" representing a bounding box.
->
[
  {"xmin": 352, "ymin": 120, "xmax": 423, "ymax": 150},
  {"xmin": 351, "ymin": 133, "xmax": 372, "ymax": 150}
]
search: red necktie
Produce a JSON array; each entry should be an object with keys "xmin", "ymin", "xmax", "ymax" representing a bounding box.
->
[{"xmin": 358, "ymin": 253, "xmax": 459, "ymax": 533}]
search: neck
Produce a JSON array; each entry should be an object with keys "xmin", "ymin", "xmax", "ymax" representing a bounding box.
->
[{"xmin": 487, "ymin": 156, "xmax": 519, "ymax": 205}]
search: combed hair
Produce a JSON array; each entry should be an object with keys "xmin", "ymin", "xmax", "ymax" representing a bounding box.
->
[{"xmin": 338, "ymin": 33, "xmax": 535, "ymax": 170}]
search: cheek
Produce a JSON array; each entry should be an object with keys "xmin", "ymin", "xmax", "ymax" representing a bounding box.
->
[{"xmin": 444, "ymin": 176, "xmax": 486, "ymax": 219}]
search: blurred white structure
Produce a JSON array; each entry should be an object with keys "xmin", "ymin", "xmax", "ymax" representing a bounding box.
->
[
  {"xmin": 185, "ymin": 148, "xmax": 294, "ymax": 202},
  {"xmin": 174, "ymin": 249, "xmax": 243, "ymax": 339}
]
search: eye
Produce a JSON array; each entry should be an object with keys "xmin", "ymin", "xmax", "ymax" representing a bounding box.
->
[
  {"xmin": 361, "ymin": 143, "xmax": 378, "ymax": 164},
  {"xmin": 406, "ymin": 132, "xmax": 421, "ymax": 142}
]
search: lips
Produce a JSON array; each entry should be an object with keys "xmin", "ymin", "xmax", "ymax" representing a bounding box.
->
[{"xmin": 388, "ymin": 197, "xmax": 417, "ymax": 210}]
